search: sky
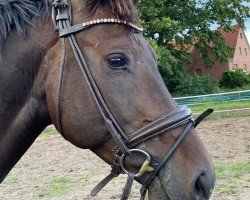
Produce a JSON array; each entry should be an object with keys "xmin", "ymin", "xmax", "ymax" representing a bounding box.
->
[
  {"xmin": 211, "ymin": 17, "xmax": 250, "ymax": 44},
  {"xmin": 210, "ymin": 17, "xmax": 250, "ymax": 43},
  {"xmin": 245, "ymin": 18, "xmax": 250, "ymax": 43},
  {"xmin": 243, "ymin": 2, "xmax": 250, "ymax": 42}
]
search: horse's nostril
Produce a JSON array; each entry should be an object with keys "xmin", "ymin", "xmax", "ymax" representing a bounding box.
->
[{"xmin": 193, "ymin": 172, "xmax": 213, "ymax": 200}]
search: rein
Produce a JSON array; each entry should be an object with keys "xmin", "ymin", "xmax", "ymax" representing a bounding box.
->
[{"xmin": 52, "ymin": 1, "xmax": 213, "ymax": 199}]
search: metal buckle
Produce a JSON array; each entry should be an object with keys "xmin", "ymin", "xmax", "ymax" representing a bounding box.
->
[
  {"xmin": 111, "ymin": 155, "xmax": 122, "ymax": 176},
  {"xmin": 120, "ymin": 149, "xmax": 153, "ymax": 178},
  {"xmin": 53, "ymin": 0, "xmax": 69, "ymax": 8}
]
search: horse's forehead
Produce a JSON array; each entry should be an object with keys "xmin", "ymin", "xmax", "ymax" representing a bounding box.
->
[{"xmin": 83, "ymin": 27, "xmax": 136, "ymax": 48}]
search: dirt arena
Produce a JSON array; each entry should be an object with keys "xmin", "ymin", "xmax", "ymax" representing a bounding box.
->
[{"xmin": 0, "ymin": 117, "xmax": 249, "ymax": 200}]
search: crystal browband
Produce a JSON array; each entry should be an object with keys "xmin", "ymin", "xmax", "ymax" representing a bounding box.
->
[
  {"xmin": 82, "ymin": 18, "xmax": 143, "ymax": 32},
  {"xmin": 59, "ymin": 18, "xmax": 143, "ymax": 37}
]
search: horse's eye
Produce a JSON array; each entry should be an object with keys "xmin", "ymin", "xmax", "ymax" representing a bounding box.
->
[
  {"xmin": 108, "ymin": 57, "xmax": 124, "ymax": 67},
  {"xmin": 107, "ymin": 55, "xmax": 128, "ymax": 70}
]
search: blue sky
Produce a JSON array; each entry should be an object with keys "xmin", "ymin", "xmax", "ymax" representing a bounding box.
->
[
  {"xmin": 210, "ymin": 18, "xmax": 250, "ymax": 43},
  {"xmin": 245, "ymin": 18, "xmax": 250, "ymax": 43},
  {"xmin": 243, "ymin": 1, "xmax": 250, "ymax": 42}
]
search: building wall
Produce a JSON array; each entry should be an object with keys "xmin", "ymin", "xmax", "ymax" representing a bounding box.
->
[
  {"xmin": 187, "ymin": 27, "xmax": 250, "ymax": 80},
  {"xmin": 187, "ymin": 47, "xmax": 229, "ymax": 80},
  {"xmin": 232, "ymin": 29, "xmax": 250, "ymax": 72}
]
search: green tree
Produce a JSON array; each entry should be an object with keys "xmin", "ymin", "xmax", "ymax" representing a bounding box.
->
[
  {"xmin": 175, "ymin": 75, "xmax": 221, "ymax": 96},
  {"xmin": 137, "ymin": 0, "xmax": 250, "ymax": 93},
  {"xmin": 220, "ymin": 69, "xmax": 250, "ymax": 88}
]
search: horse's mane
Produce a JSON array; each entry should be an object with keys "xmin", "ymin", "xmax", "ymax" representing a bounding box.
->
[
  {"xmin": 0, "ymin": 0, "xmax": 138, "ymax": 45},
  {"xmin": 0, "ymin": 0, "xmax": 50, "ymax": 43}
]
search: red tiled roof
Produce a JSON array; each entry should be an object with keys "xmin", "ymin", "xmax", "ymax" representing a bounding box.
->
[
  {"xmin": 217, "ymin": 25, "xmax": 240, "ymax": 47},
  {"xmin": 170, "ymin": 25, "xmax": 242, "ymax": 52}
]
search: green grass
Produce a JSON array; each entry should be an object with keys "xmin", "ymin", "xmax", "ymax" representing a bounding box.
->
[
  {"xmin": 215, "ymin": 161, "xmax": 250, "ymax": 194},
  {"xmin": 216, "ymin": 161, "xmax": 250, "ymax": 179},
  {"xmin": 35, "ymin": 173, "xmax": 90, "ymax": 198},
  {"xmin": 2, "ymin": 176, "xmax": 19, "ymax": 185},
  {"xmin": 40, "ymin": 129, "xmax": 58, "ymax": 137},
  {"xmin": 47, "ymin": 176, "xmax": 72, "ymax": 197},
  {"xmin": 189, "ymin": 100, "xmax": 250, "ymax": 113},
  {"xmin": 204, "ymin": 113, "xmax": 250, "ymax": 121},
  {"xmin": 215, "ymin": 182, "xmax": 241, "ymax": 194}
]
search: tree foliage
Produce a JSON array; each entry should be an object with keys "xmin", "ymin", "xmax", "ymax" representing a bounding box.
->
[
  {"xmin": 175, "ymin": 75, "xmax": 221, "ymax": 96},
  {"xmin": 220, "ymin": 69, "xmax": 250, "ymax": 88},
  {"xmin": 137, "ymin": 0, "xmax": 250, "ymax": 93}
]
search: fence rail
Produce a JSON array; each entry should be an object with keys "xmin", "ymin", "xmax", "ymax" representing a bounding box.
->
[
  {"xmin": 174, "ymin": 90, "xmax": 250, "ymax": 105},
  {"xmin": 192, "ymin": 108, "xmax": 250, "ymax": 118}
]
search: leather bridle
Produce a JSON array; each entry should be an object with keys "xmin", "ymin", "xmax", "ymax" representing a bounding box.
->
[{"xmin": 52, "ymin": 1, "xmax": 213, "ymax": 199}]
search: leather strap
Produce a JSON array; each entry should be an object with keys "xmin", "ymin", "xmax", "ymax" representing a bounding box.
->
[
  {"xmin": 126, "ymin": 106, "xmax": 192, "ymax": 148},
  {"xmin": 54, "ymin": 4, "xmax": 131, "ymax": 154},
  {"xmin": 90, "ymin": 158, "xmax": 136, "ymax": 200},
  {"xmin": 140, "ymin": 186, "xmax": 147, "ymax": 200},
  {"xmin": 194, "ymin": 109, "xmax": 214, "ymax": 127},
  {"xmin": 60, "ymin": 24, "xmax": 87, "ymax": 37},
  {"xmin": 56, "ymin": 13, "xmax": 70, "ymax": 21},
  {"xmin": 139, "ymin": 121, "xmax": 194, "ymax": 199},
  {"xmin": 139, "ymin": 109, "xmax": 213, "ymax": 199},
  {"xmin": 90, "ymin": 173, "xmax": 116, "ymax": 196},
  {"xmin": 91, "ymin": 155, "xmax": 123, "ymax": 196},
  {"xmin": 121, "ymin": 172, "xmax": 136, "ymax": 200}
]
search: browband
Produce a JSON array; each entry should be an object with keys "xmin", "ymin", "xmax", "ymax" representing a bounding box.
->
[{"xmin": 59, "ymin": 18, "xmax": 143, "ymax": 37}]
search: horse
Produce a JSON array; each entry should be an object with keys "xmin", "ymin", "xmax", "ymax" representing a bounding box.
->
[{"xmin": 0, "ymin": 0, "xmax": 215, "ymax": 199}]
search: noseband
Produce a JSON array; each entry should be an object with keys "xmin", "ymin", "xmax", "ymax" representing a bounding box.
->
[{"xmin": 52, "ymin": 1, "xmax": 213, "ymax": 199}]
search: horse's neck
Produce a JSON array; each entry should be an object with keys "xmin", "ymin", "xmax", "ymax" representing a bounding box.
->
[{"xmin": 0, "ymin": 16, "xmax": 57, "ymax": 183}]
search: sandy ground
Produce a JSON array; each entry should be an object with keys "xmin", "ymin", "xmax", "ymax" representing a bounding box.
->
[
  {"xmin": 0, "ymin": 117, "xmax": 249, "ymax": 200},
  {"xmin": 197, "ymin": 117, "xmax": 250, "ymax": 200}
]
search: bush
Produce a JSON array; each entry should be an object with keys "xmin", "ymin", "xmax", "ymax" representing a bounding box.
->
[
  {"xmin": 220, "ymin": 69, "xmax": 250, "ymax": 88},
  {"xmin": 174, "ymin": 75, "xmax": 220, "ymax": 96}
]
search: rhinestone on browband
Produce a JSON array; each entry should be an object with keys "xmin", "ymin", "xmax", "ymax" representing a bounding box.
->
[{"xmin": 82, "ymin": 18, "xmax": 143, "ymax": 32}]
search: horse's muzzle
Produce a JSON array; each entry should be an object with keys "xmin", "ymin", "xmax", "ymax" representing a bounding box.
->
[
  {"xmin": 147, "ymin": 157, "xmax": 215, "ymax": 200},
  {"xmin": 191, "ymin": 170, "xmax": 215, "ymax": 200}
]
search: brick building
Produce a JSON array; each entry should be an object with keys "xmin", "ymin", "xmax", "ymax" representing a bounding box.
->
[{"xmin": 187, "ymin": 25, "xmax": 250, "ymax": 80}]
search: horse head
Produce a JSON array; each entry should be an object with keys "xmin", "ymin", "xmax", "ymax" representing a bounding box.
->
[
  {"xmin": 45, "ymin": 0, "xmax": 215, "ymax": 199},
  {"xmin": 0, "ymin": 0, "xmax": 215, "ymax": 199}
]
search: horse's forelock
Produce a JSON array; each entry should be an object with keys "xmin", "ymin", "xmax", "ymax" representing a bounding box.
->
[{"xmin": 87, "ymin": 0, "xmax": 138, "ymax": 24}]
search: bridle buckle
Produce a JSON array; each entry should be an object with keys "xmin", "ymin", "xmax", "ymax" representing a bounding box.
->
[
  {"xmin": 52, "ymin": 0, "xmax": 69, "ymax": 8},
  {"xmin": 111, "ymin": 156, "xmax": 122, "ymax": 177}
]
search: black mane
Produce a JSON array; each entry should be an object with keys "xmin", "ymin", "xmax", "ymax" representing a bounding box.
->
[{"xmin": 0, "ymin": 0, "xmax": 50, "ymax": 44}]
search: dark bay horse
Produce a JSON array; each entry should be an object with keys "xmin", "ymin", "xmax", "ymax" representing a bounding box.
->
[{"xmin": 0, "ymin": 0, "xmax": 215, "ymax": 199}]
